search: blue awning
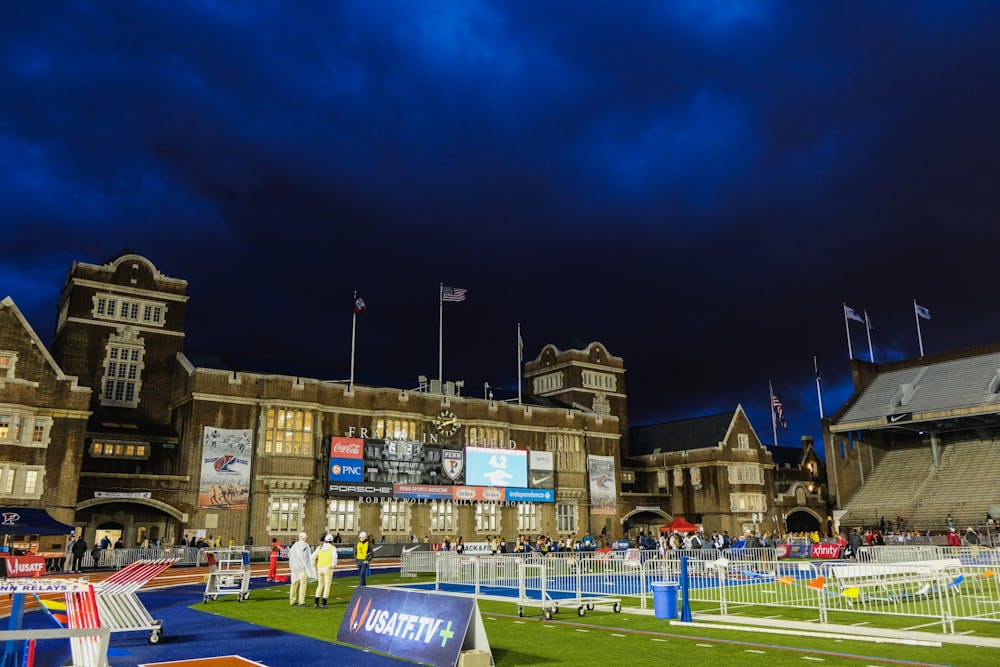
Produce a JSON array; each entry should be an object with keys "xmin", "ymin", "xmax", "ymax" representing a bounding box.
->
[{"xmin": 0, "ymin": 508, "xmax": 74, "ymax": 535}]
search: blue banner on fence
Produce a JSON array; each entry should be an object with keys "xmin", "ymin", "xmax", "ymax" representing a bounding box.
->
[{"xmin": 337, "ymin": 586, "xmax": 492, "ymax": 667}]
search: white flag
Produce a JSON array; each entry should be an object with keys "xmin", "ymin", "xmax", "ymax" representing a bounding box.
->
[
  {"xmin": 844, "ymin": 305, "xmax": 865, "ymax": 323},
  {"xmin": 915, "ymin": 303, "xmax": 931, "ymax": 320}
]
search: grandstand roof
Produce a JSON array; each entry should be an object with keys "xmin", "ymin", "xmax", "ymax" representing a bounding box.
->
[{"xmin": 832, "ymin": 348, "xmax": 1000, "ymax": 433}]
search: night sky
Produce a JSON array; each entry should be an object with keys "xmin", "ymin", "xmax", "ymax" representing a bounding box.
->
[{"xmin": 4, "ymin": 3, "xmax": 1000, "ymax": 454}]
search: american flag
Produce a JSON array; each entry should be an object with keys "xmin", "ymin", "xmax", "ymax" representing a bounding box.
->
[
  {"xmin": 441, "ymin": 286, "xmax": 467, "ymax": 303},
  {"xmin": 772, "ymin": 395, "xmax": 788, "ymax": 429}
]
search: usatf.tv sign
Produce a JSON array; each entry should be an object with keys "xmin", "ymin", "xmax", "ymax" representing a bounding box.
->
[{"xmin": 337, "ymin": 586, "xmax": 492, "ymax": 667}]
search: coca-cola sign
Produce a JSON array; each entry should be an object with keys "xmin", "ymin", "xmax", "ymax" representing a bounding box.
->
[
  {"xmin": 330, "ymin": 437, "xmax": 363, "ymax": 459},
  {"xmin": 810, "ymin": 543, "xmax": 843, "ymax": 559},
  {"xmin": 5, "ymin": 556, "xmax": 46, "ymax": 577}
]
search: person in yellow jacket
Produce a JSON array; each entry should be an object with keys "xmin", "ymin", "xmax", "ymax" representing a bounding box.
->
[
  {"xmin": 312, "ymin": 534, "xmax": 338, "ymax": 608},
  {"xmin": 355, "ymin": 531, "xmax": 370, "ymax": 586}
]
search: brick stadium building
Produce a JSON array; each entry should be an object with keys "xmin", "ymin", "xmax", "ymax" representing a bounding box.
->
[{"xmin": 1, "ymin": 251, "xmax": 829, "ymax": 550}]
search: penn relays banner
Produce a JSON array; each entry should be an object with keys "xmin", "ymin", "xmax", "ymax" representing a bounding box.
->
[
  {"xmin": 198, "ymin": 426, "xmax": 252, "ymax": 509},
  {"xmin": 588, "ymin": 455, "xmax": 617, "ymax": 515}
]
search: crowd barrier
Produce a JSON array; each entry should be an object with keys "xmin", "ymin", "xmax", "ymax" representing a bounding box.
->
[{"xmin": 414, "ymin": 547, "xmax": 1000, "ymax": 633}]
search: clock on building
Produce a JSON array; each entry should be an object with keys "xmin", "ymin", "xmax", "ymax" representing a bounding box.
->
[{"xmin": 432, "ymin": 410, "xmax": 461, "ymax": 437}]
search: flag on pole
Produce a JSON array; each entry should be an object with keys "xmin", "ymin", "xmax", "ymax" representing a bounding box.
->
[
  {"xmin": 915, "ymin": 303, "xmax": 931, "ymax": 320},
  {"xmin": 772, "ymin": 394, "xmax": 788, "ymax": 429},
  {"xmin": 441, "ymin": 286, "xmax": 467, "ymax": 302},
  {"xmin": 844, "ymin": 305, "xmax": 864, "ymax": 323},
  {"xmin": 353, "ymin": 296, "xmax": 367, "ymax": 315}
]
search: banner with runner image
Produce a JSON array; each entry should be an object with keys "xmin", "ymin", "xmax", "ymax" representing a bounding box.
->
[
  {"xmin": 199, "ymin": 427, "xmax": 252, "ymax": 509},
  {"xmin": 587, "ymin": 455, "xmax": 617, "ymax": 515}
]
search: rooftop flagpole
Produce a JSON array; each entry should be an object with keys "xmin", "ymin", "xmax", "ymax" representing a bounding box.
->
[
  {"xmin": 438, "ymin": 283, "xmax": 444, "ymax": 386},
  {"xmin": 349, "ymin": 290, "xmax": 359, "ymax": 392},
  {"xmin": 914, "ymin": 299, "xmax": 930, "ymax": 358},
  {"xmin": 864, "ymin": 310, "xmax": 875, "ymax": 362},
  {"xmin": 517, "ymin": 323, "xmax": 523, "ymax": 405},
  {"xmin": 769, "ymin": 380, "xmax": 778, "ymax": 447},
  {"xmin": 843, "ymin": 303, "xmax": 854, "ymax": 360},
  {"xmin": 814, "ymin": 356, "xmax": 824, "ymax": 419}
]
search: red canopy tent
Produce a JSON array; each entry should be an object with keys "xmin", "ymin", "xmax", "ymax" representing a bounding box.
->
[{"xmin": 660, "ymin": 517, "xmax": 699, "ymax": 533}]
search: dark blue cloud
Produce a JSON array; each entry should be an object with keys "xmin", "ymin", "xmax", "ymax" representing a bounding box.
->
[{"xmin": 4, "ymin": 1, "xmax": 1000, "ymax": 453}]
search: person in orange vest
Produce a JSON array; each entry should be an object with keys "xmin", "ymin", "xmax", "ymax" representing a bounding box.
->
[{"xmin": 268, "ymin": 537, "xmax": 283, "ymax": 581}]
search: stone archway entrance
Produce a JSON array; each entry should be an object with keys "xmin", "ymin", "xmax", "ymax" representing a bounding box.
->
[
  {"xmin": 75, "ymin": 498, "xmax": 184, "ymax": 548},
  {"xmin": 785, "ymin": 507, "xmax": 822, "ymax": 533},
  {"xmin": 620, "ymin": 506, "xmax": 671, "ymax": 542}
]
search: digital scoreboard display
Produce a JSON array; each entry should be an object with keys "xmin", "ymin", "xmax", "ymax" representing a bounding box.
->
[
  {"xmin": 362, "ymin": 440, "xmax": 465, "ymax": 485},
  {"xmin": 465, "ymin": 446, "xmax": 527, "ymax": 487}
]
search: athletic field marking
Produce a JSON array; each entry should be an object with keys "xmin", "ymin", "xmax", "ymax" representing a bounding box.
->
[
  {"xmin": 610, "ymin": 633, "xmax": 626, "ymax": 637},
  {"xmin": 575, "ymin": 629, "xmax": 589, "ymax": 633},
  {"xmin": 957, "ymin": 630, "xmax": 975, "ymax": 635},
  {"xmin": 486, "ymin": 617, "xmax": 497, "ymax": 621},
  {"xmin": 513, "ymin": 620, "xmax": 526, "ymax": 624},
  {"xmin": 746, "ymin": 650, "xmax": 766, "ymax": 654},
  {"xmin": 483, "ymin": 611, "xmax": 951, "ymax": 666},
  {"xmin": 803, "ymin": 657, "xmax": 825, "ymax": 662},
  {"xmin": 763, "ymin": 615, "xmax": 782, "ymax": 619},
  {"xmin": 651, "ymin": 638, "xmax": 667, "ymax": 642},
  {"xmin": 139, "ymin": 657, "xmax": 266, "ymax": 667},
  {"xmin": 851, "ymin": 622, "xmax": 870, "ymax": 626},
  {"xmin": 696, "ymin": 643, "xmax": 714, "ymax": 648}
]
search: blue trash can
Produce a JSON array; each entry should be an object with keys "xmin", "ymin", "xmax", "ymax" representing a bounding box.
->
[{"xmin": 650, "ymin": 581, "xmax": 679, "ymax": 619}]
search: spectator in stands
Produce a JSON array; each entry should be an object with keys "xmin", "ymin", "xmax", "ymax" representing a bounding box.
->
[
  {"xmin": 965, "ymin": 527, "xmax": 979, "ymax": 546},
  {"xmin": 847, "ymin": 528, "xmax": 862, "ymax": 560},
  {"xmin": 947, "ymin": 514, "xmax": 954, "ymax": 530},
  {"xmin": 947, "ymin": 528, "xmax": 961, "ymax": 547}
]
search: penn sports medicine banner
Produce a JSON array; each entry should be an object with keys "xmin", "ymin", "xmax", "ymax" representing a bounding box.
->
[
  {"xmin": 588, "ymin": 455, "xmax": 617, "ymax": 515},
  {"xmin": 199, "ymin": 427, "xmax": 252, "ymax": 509},
  {"xmin": 338, "ymin": 586, "xmax": 492, "ymax": 667}
]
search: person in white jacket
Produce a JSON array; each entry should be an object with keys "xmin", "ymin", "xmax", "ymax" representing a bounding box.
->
[
  {"xmin": 312, "ymin": 534, "xmax": 338, "ymax": 608},
  {"xmin": 288, "ymin": 532, "xmax": 316, "ymax": 607}
]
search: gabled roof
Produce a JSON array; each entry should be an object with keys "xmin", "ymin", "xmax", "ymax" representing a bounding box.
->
[
  {"xmin": 769, "ymin": 445, "xmax": 806, "ymax": 467},
  {"xmin": 629, "ymin": 411, "xmax": 734, "ymax": 456},
  {"xmin": 0, "ymin": 297, "xmax": 87, "ymax": 390},
  {"xmin": 833, "ymin": 349, "xmax": 1000, "ymax": 431}
]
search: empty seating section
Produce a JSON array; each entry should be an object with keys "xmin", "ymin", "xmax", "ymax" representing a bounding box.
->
[
  {"xmin": 909, "ymin": 438, "xmax": 1000, "ymax": 530},
  {"xmin": 841, "ymin": 439, "xmax": 1000, "ymax": 530},
  {"xmin": 840, "ymin": 446, "xmax": 934, "ymax": 527}
]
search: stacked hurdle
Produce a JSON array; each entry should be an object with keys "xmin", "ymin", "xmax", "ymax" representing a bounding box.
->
[
  {"xmin": 92, "ymin": 559, "xmax": 175, "ymax": 644},
  {"xmin": 0, "ymin": 578, "xmax": 109, "ymax": 667}
]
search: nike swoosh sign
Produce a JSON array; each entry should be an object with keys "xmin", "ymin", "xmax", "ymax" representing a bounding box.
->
[
  {"xmin": 532, "ymin": 475, "xmax": 552, "ymax": 485},
  {"xmin": 402, "ymin": 545, "xmax": 420, "ymax": 554},
  {"xmin": 887, "ymin": 412, "xmax": 912, "ymax": 423}
]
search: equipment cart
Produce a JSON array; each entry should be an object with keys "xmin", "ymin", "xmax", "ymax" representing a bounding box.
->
[
  {"xmin": 93, "ymin": 558, "xmax": 176, "ymax": 644},
  {"xmin": 203, "ymin": 549, "xmax": 251, "ymax": 603}
]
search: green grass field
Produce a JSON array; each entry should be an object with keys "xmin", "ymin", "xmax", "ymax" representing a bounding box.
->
[{"xmin": 192, "ymin": 573, "xmax": 997, "ymax": 666}]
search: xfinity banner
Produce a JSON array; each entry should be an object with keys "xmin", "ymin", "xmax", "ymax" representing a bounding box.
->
[{"xmin": 338, "ymin": 587, "xmax": 493, "ymax": 667}]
